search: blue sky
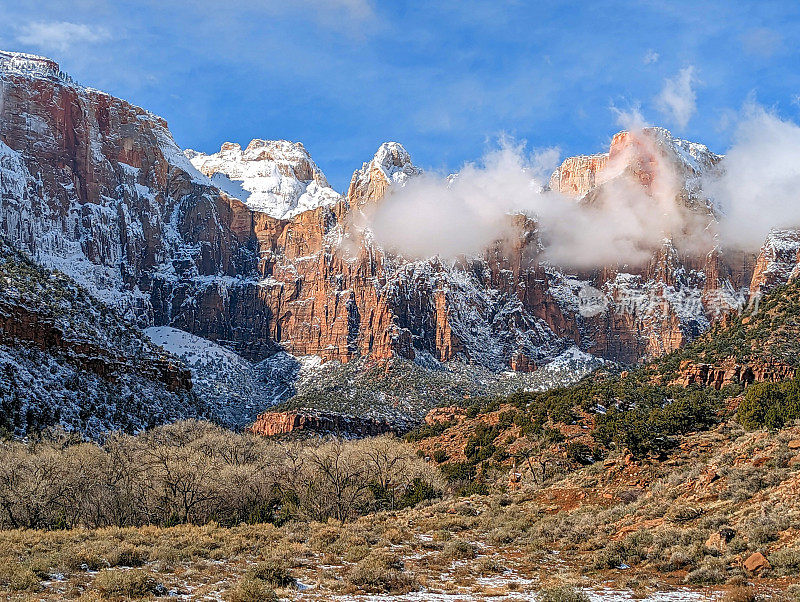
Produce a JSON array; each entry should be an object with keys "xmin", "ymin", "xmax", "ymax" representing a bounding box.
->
[{"xmin": 1, "ymin": 1, "xmax": 799, "ymax": 190}]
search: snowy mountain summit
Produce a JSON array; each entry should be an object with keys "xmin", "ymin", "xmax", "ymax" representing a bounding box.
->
[
  {"xmin": 185, "ymin": 139, "xmax": 342, "ymax": 219},
  {"xmin": 347, "ymin": 141, "xmax": 421, "ymax": 208}
]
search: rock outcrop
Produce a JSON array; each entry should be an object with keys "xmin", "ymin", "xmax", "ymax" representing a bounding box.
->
[
  {"xmin": 424, "ymin": 406, "xmax": 468, "ymax": 425},
  {"xmin": 672, "ymin": 358, "xmax": 796, "ymax": 389},
  {"xmin": 248, "ymin": 409, "xmax": 402, "ymax": 437}
]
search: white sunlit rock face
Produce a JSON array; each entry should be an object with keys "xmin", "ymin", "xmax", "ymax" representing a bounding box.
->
[{"xmin": 185, "ymin": 139, "xmax": 342, "ymax": 219}]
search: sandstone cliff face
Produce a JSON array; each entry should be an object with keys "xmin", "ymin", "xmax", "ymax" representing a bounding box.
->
[
  {"xmin": 549, "ymin": 154, "xmax": 608, "ymax": 197},
  {"xmin": 248, "ymin": 409, "xmax": 400, "ymax": 437},
  {"xmin": 0, "ymin": 52, "xmax": 253, "ymax": 324},
  {"xmin": 672, "ymin": 359, "xmax": 795, "ymax": 389},
  {"xmin": 0, "ymin": 51, "xmax": 792, "ymax": 383}
]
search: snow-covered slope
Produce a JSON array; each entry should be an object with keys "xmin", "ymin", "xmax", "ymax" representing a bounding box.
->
[
  {"xmin": 144, "ymin": 326, "xmax": 295, "ymax": 427},
  {"xmin": 185, "ymin": 140, "xmax": 341, "ymax": 219},
  {"xmin": 0, "ymin": 240, "xmax": 205, "ymax": 438}
]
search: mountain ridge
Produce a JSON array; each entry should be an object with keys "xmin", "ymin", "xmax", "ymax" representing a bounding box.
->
[{"xmin": 2, "ymin": 49, "xmax": 800, "ymax": 435}]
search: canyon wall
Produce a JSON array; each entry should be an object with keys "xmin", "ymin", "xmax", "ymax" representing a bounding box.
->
[{"xmin": 1, "ymin": 50, "xmax": 796, "ymax": 376}]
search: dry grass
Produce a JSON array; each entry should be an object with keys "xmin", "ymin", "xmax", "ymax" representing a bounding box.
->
[{"xmin": 0, "ymin": 420, "xmax": 798, "ymax": 599}]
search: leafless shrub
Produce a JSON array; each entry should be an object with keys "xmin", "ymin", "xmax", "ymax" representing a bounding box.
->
[{"xmin": 0, "ymin": 422, "xmax": 441, "ymax": 529}]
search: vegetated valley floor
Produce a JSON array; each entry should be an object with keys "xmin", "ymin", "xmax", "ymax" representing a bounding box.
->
[{"xmin": 3, "ymin": 420, "xmax": 800, "ymax": 601}]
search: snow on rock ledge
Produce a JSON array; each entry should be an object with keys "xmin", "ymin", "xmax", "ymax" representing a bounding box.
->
[
  {"xmin": 0, "ymin": 50, "xmax": 64, "ymax": 81},
  {"xmin": 185, "ymin": 139, "xmax": 341, "ymax": 219}
]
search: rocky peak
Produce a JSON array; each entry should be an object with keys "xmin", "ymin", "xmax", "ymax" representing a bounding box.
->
[
  {"xmin": 186, "ymin": 139, "xmax": 341, "ymax": 219},
  {"xmin": 609, "ymin": 127, "xmax": 721, "ymax": 180},
  {"xmin": 750, "ymin": 228, "xmax": 800, "ymax": 295},
  {"xmin": 346, "ymin": 141, "xmax": 420, "ymax": 207},
  {"xmin": 0, "ymin": 50, "xmax": 65, "ymax": 82},
  {"xmin": 551, "ymin": 127, "xmax": 721, "ymax": 200}
]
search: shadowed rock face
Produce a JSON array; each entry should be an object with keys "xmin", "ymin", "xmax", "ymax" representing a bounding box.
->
[
  {"xmin": 248, "ymin": 409, "xmax": 403, "ymax": 437},
  {"xmin": 0, "ymin": 237, "xmax": 201, "ymax": 437},
  {"xmin": 0, "ymin": 52, "xmax": 795, "ymax": 374}
]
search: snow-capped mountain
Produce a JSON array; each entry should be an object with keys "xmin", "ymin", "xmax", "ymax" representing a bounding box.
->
[
  {"xmin": 1, "ymin": 49, "xmax": 799, "ymax": 436},
  {"xmin": 185, "ymin": 140, "xmax": 342, "ymax": 219},
  {"xmin": 347, "ymin": 141, "xmax": 421, "ymax": 209}
]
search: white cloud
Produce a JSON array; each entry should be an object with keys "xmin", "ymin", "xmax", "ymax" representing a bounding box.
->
[
  {"xmin": 16, "ymin": 21, "xmax": 110, "ymax": 53},
  {"xmin": 369, "ymin": 132, "xmax": 708, "ymax": 268},
  {"xmin": 612, "ymin": 103, "xmax": 649, "ymax": 131},
  {"xmin": 656, "ymin": 66, "xmax": 698, "ymax": 130},
  {"xmin": 643, "ymin": 49, "xmax": 660, "ymax": 65},
  {"xmin": 704, "ymin": 105, "xmax": 800, "ymax": 251}
]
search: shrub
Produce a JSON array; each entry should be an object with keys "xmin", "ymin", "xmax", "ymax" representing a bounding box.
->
[
  {"xmin": 464, "ymin": 424, "xmax": 500, "ymax": 463},
  {"xmin": 742, "ymin": 509, "xmax": 789, "ymax": 545},
  {"xmin": 440, "ymin": 461, "xmax": 477, "ymax": 482},
  {"xmin": 566, "ymin": 442, "xmax": 593, "ymax": 464},
  {"xmin": 94, "ymin": 569, "xmax": 158, "ymax": 598},
  {"xmin": 769, "ymin": 547, "xmax": 800, "ymax": 576},
  {"xmin": 404, "ymin": 421, "xmax": 451, "ymax": 443},
  {"xmin": 666, "ymin": 505, "xmax": 703, "ymax": 524},
  {"xmin": 347, "ymin": 554, "xmax": 415, "ymax": 593},
  {"xmin": 399, "ymin": 477, "xmax": 441, "ymax": 508},
  {"xmin": 228, "ymin": 576, "xmax": 278, "ymax": 602},
  {"xmin": 595, "ymin": 389, "xmax": 721, "ymax": 457},
  {"xmin": 738, "ymin": 378, "xmax": 800, "ymax": 430},
  {"xmin": 442, "ymin": 539, "xmax": 476, "ymax": 560},
  {"xmin": 245, "ymin": 558, "xmax": 294, "ymax": 588},
  {"xmin": 476, "ymin": 556, "xmax": 506, "ymax": 574},
  {"xmin": 722, "ymin": 586, "xmax": 757, "ymax": 602},
  {"xmin": 432, "ymin": 449, "xmax": 448, "ymax": 463},
  {"xmin": 685, "ymin": 557, "xmax": 727, "ymax": 584},
  {"xmin": 0, "ymin": 560, "xmax": 40, "ymax": 592},
  {"xmin": 536, "ymin": 585, "xmax": 590, "ymax": 602}
]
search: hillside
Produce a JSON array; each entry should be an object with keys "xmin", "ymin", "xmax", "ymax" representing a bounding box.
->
[
  {"xmin": 652, "ymin": 276, "xmax": 800, "ymax": 380},
  {"xmin": 0, "ymin": 239, "xmax": 205, "ymax": 438},
  {"xmin": 407, "ymin": 270, "xmax": 800, "ymax": 495}
]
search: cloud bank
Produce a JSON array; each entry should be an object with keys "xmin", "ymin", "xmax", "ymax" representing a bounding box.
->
[
  {"xmin": 371, "ymin": 131, "xmax": 710, "ymax": 269},
  {"xmin": 705, "ymin": 105, "xmax": 800, "ymax": 250},
  {"xmin": 371, "ymin": 107, "xmax": 800, "ymax": 268}
]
